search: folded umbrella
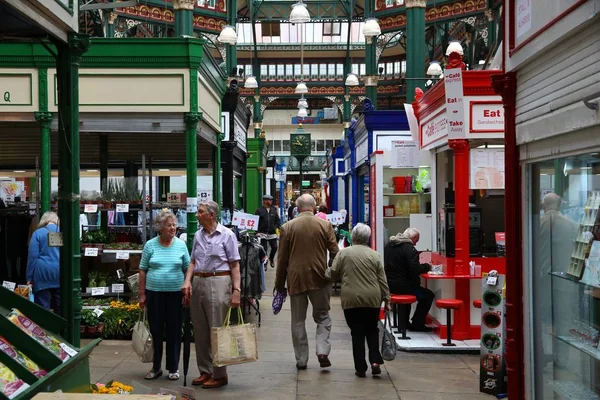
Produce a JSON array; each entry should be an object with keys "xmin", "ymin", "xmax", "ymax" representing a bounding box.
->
[
  {"xmin": 272, "ymin": 288, "xmax": 288, "ymax": 315},
  {"xmin": 182, "ymin": 306, "xmax": 192, "ymax": 386}
]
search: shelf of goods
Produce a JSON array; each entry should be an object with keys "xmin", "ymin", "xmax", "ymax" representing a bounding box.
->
[
  {"xmin": 0, "ymin": 287, "xmax": 99, "ymax": 399},
  {"xmin": 567, "ymin": 191, "xmax": 600, "ymax": 279}
]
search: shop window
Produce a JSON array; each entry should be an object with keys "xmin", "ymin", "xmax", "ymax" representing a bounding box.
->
[
  {"xmin": 316, "ymin": 140, "xmax": 325, "ymax": 152},
  {"xmin": 336, "ymin": 63, "xmax": 344, "ymax": 79},
  {"xmin": 302, "ymin": 64, "xmax": 310, "ymax": 79},
  {"xmin": 326, "ymin": 140, "xmax": 333, "ymax": 151},
  {"xmin": 394, "ymin": 61, "xmax": 401, "ymax": 78},
  {"xmin": 359, "ymin": 63, "xmax": 365, "ymax": 76},
  {"xmin": 385, "ymin": 0, "xmax": 394, "ymax": 6},
  {"xmin": 285, "ymin": 64, "xmax": 294, "ymax": 80},
  {"xmin": 272, "ymin": 140, "xmax": 281, "ymax": 152},
  {"xmin": 320, "ymin": 63, "xmax": 327, "ymax": 80},
  {"xmin": 260, "ymin": 65, "xmax": 268, "ymax": 80},
  {"xmin": 311, "ymin": 140, "xmax": 316, "ymax": 152},
  {"xmin": 277, "ymin": 64, "xmax": 284, "ymax": 80},
  {"xmin": 323, "ymin": 22, "xmax": 341, "ymax": 36},
  {"xmin": 352, "ymin": 63, "xmax": 360, "ymax": 76},
  {"xmin": 268, "ymin": 140, "xmax": 275, "ymax": 152},
  {"xmin": 246, "ymin": 64, "xmax": 253, "ymax": 77},
  {"xmin": 268, "ymin": 64, "xmax": 276, "ymax": 80},
  {"xmin": 282, "ymin": 140, "xmax": 290, "ymax": 152},
  {"xmin": 328, "ymin": 64, "xmax": 336, "ymax": 79},
  {"xmin": 311, "ymin": 64, "xmax": 318, "ymax": 80},
  {"xmin": 530, "ymin": 155, "xmax": 600, "ymax": 398},
  {"xmin": 262, "ymin": 22, "xmax": 281, "ymax": 37},
  {"xmin": 294, "ymin": 64, "xmax": 302, "ymax": 78}
]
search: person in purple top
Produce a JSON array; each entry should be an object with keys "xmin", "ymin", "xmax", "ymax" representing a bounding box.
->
[{"xmin": 181, "ymin": 200, "xmax": 241, "ymax": 389}]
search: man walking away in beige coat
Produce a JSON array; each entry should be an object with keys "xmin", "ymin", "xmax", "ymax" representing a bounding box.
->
[{"xmin": 275, "ymin": 194, "xmax": 339, "ymax": 370}]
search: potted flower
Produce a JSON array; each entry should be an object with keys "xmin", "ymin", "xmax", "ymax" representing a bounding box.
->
[
  {"xmin": 81, "ymin": 309, "xmax": 92, "ymax": 338},
  {"xmin": 86, "ymin": 313, "xmax": 99, "ymax": 337}
]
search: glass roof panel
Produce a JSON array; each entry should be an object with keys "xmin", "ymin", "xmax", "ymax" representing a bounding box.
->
[{"xmin": 236, "ymin": 22, "xmax": 367, "ymax": 44}]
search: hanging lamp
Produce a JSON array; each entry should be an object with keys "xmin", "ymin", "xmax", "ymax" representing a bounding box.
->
[
  {"xmin": 289, "ymin": 1, "xmax": 311, "ymax": 24},
  {"xmin": 298, "ymin": 96, "xmax": 308, "ymax": 109},
  {"xmin": 426, "ymin": 61, "xmax": 443, "ymax": 77},
  {"xmin": 446, "ymin": 41, "xmax": 464, "ymax": 56},
  {"xmin": 218, "ymin": 25, "xmax": 237, "ymax": 45},
  {"xmin": 295, "ymin": 82, "xmax": 308, "ymax": 94},
  {"xmin": 345, "ymin": 72, "xmax": 360, "ymax": 86},
  {"xmin": 297, "ymin": 107, "xmax": 308, "ymax": 118},
  {"xmin": 244, "ymin": 75, "xmax": 258, "ymax": 88},
  {"xmin": 362, "ymin": 18, "xmax": 381, "ymax": 38}
]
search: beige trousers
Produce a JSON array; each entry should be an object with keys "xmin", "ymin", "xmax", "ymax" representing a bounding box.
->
[
  {"xmin": 190, "ymin": 275, "xmax": 232, "ymax": 379},
  {"xmin": 290, "ymin": 283, "xmax": 332, "ymax": 367}
]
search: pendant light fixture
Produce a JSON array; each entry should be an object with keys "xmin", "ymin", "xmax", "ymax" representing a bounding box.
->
[
  {"xmin": 295, "ymin": 22, "xmax": 308, "ymax": 94},
  {"xmin": 218, "ymin": 25, "xmax": 237, "ymax": 45},
  {"xmin": 446, "ymin": 41, "xmax": 464, "ymax": 56},
  {"xmin": 289, "ymin": 1, "xmax": 311, "ymax": 24},
  {"xmin": 426, "ymin": 61, "xmax": 443, "ymax": 77},
  {"xmin": 345, "ymin": 73, "xmax": 359, "ymax": 86},
  {"xmin": 362, "ymin": 18, "xmax": 381, "ymax": 38},
  {"xmin": 297, "ymin": 107, "xmax": 308, "ymax": 118},
  {"xmin": 245, "ymin": 25, "xmax": 258, "ymax": 89},
  {"xmin": 298, "ymin": 96, "xmax": 308, "ymax": 109}
]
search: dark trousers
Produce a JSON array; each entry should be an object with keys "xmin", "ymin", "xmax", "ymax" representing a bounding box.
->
[
  {"xmin": 260, "ymin": 238, "xmax": 278, "ymax": 262},
  {"xmin": 146, "ymin": 290, "xmax": 183, "ymax": 373},
  {"xmin": 391, "ymin": 286, "xmax": 434, "ymax": 327},
  {"xmin": 343, "ymin": 307, "xmax": 383, "ymax": 373},
  {"xmin": 34, "ymin": 288, "xmax": 61, "ymax": 314}
]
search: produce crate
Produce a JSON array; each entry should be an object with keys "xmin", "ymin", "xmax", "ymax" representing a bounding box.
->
[{"xmin": 0, "ymin": 286, "xmax": 101, "ymax": 400}]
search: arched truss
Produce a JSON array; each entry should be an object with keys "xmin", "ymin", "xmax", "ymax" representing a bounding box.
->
[
  {"xmin": 376, "ymin": 31, "xmax": 403, "ymax": 65},
  {"xmin": 198, "ymin": 33, "xmax": 226, "ymax": 62}
]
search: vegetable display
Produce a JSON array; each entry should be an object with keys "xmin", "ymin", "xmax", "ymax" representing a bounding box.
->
[
  {"xmin": 6, "ymin": 309, "xmax": 75, "ymax": 362},
  {"xmin": 0, "ymin": 336, "xmax": 47, "ymax": 378},
  {"xmin": 0, "ymin": 362, "xmax": 28, "ymax": 399}
]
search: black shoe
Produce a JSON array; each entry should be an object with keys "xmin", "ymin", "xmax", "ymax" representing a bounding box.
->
[
  {"xmin": 408, "ymin": 324, "xmax": 434, "ymax": 332},
  {"xmin": 296, "ymin": 364, "xmax": 307, "ymax": 370},
  {"xmin": 318, "ymin": 355, "xmax": 331, "ymax": 368},
  {"xmin": 355, "ymin": 371, "xmax": 366, "ymax": 378},
  {"xmin": 371, "ymin": 364, "xmax": 382, "ymax": 375},
  {"xmin": 270, "ymin": 259, "xmax": 275, "ymax": 268}
]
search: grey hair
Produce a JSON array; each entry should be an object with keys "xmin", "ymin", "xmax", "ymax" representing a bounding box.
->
[
  {"xmin": 404, "ymin": 227, "xmax": 420, "ymax": 239},
  {"xmin": 296, "ymin": 194, "xmax": 316, "ymax": 212},
  {"xmin": 352, "ymin": 223, "xmax": 371, "ymax": 245},
  {"xmin": 199, "ymin": 200, "xmax": 219, "ymax": 218},
  {"xmin": 153, "ymin": 211, "xmax": 176, "ymax": 232},
  {"xmin": 38, "ymin": 211, "xmax": 59, "ymax": 228},
  {"xmin": 542, "ymin": 193, "xmax": 562, "ymax": 211}
]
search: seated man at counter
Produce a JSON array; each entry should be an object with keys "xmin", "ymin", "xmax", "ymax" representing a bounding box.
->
[{"xmin": 384, "ymin": 228, "xmax": 434, "ymax": 332}]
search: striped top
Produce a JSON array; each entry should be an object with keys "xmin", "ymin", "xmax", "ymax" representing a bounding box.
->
[{"xmin": 140, "ymin": 237, "xmax": 191, "ymax": 292}]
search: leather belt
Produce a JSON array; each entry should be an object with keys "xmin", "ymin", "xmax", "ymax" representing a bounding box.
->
[{"xmin": 193, "ymin": 270, "xmax": 231, "ymax": 278}]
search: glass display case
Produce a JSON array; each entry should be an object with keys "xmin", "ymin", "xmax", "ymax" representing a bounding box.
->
[{"xmin": 530, "ymin": 154, "xmax": 600, "ymax": 399}]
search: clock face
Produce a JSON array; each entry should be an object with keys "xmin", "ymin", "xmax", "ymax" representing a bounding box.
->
[{"xmin": 290, "ymin": 133, "xmax": 311, "ymax": 156}]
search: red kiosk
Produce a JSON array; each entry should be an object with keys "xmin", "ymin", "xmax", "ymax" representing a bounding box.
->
[{"xmin": 411, "ymin": 53, "xmax": 506, "ymax": 341}]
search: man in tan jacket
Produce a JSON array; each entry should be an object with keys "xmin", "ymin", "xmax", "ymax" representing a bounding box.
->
[{"xmin": 275, "ymin": 194, "xmax": 339, "ymax": 370}]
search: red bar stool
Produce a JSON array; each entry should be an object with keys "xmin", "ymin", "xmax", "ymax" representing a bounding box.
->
[
  {"xmin": 473, "ymin": 299, "xmax": 482, "ymax": 309},
  {"xmin": 390, "ymin": 294, "xmax": 417, "ymax": 340},
  {"xmin": 435, "ymin": 299, "xmax": 463, "ymax": 347}
]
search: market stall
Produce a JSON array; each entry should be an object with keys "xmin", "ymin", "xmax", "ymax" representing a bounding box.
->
[{"xmin": 412, "ymin": 68, "xmax": 505, "ymax": 341}]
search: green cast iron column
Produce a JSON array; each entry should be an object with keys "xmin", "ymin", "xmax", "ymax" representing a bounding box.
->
[
  {"xmin": 56, "ymin": 33, "xmax": 89, "ymax": 346},
  {"xmin": 174, "ymin": 0, "xmax": 195, "ymax": 37},
  {"xmin": 213, "ymin": 138, "xmax": 222, "ymax": 209},
  {"xmin": 364, "ymin": 0, "xmax": 377, "ymax": 103},
  {"xmin": 226, "ymin": 0, "xmax": 237, "ymax": 77},
  {"xmin": 253, "ymin": 94, "xmax": 262, "ymax": 138},
  {"xmin": 405, "ymin": 0, "xmax": 426, "ymax": 103},
  {"xmin": 105, "ymin": 11, "xmax": 116, "ymax": 38},
  {"xmin": 35, "ymin": 112, "xmax": 52, "ymax": 214},
  {"xmin": 100, "ymin": 135, "xmax": 108, "ymax": 230},
  {"xmin": 35, "ymin": 68, "xmax": 51, "ymax": 214},
  {"xmin": 185, "ymin": 112, "xmax": 201, "ymax": 250}
]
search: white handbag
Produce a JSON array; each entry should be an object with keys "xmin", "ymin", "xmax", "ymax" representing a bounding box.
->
[{"xmin": 132, "ymin": 310, "xmax": 153, "ymax": 363}]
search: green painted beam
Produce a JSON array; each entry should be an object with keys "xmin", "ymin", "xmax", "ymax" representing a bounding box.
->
[{"xmin": 405, "ymin": 1, "xmax": 426, "ymax": 103}]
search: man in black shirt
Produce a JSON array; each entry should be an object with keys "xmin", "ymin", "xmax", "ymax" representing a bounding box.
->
[
  {"xmin": 384, "ymin": 227, "xmax": 433, "ymax": 332},
  {"xmin": 256, "ymin": 195, "xmax": 281, "ymax": 268}
]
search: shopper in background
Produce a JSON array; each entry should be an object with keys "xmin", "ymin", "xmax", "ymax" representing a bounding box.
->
[
  {"xmin": 287, "ymin": 201, "xmax": 296, "ymax": 221},
  {"xmin": 181, "ymin": 200, "xmax": 241, "ymax": 389},
  {"xmin": 139, "ymin": 211, "xmax": 190, "ymax": 381},
  {"xmin": 326, "ymin": 223, "xmax": 390, "ymax": 377},
  {"xmin": 315, "ymin": 204, "xmax": 328, "ymax": 221},
  {"xmin": 26, "ymin": 211, "xmax": 61, "ymax": 313},
  {"xmin": 275, "ymin": 193, "xmax": 339, "ymax": 370},
  {"xmin": 384, "ymin": 227, "xmax": 433, "ymax": 332},
  {"xmin": 256, "ymin": 194, "xmax": 281, "ymax": 268}
]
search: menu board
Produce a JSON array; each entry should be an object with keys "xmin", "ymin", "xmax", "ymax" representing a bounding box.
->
[
  {"xmin": 470, "ymin": 149, "xmax": 505, "ymax": 189},
  {"xmin": 391, "ymin": 140, "xmax": 418, "ymax": 169}
]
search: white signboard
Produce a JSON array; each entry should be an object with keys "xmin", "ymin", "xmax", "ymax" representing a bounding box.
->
[
  {"xmin": 234, "ymin": 119, "xmax": 247, "ymax": 152},
  {"xmin": 420, "ymin": 109, "xmax": 448, "ymax": 149},
  {"xmin": 91, "ymin": 287, "xmax": 105, "ymax": 296},
  {"xmin": 198, "ymin": 190, "xmax": 212, "ymax": 203},
  {"xmin": 355, "ymin": 140, "xmax": 369, "ymax": 165},
  {"xmin": 231, "ymin": 211, "xmax": 260, "ymax": 231},
  {"xmin": 2, "ymin": 281, "xmax": 16, "ymax": 291},
  {"xmin": 116, "ymin": 203, "xmax": 129, "ymax": 213},
  {"xmin": 326, "ymin": 212, "xmax": 345, "ymax": 225},
  {"xmin": 391, "ymin": 140, "xmax": 419, "ymax": 168},
  {"xmin": 0, "ymin": 181, "xmax": 24, "ymax": 202},
  {"xmin": 403, "ymin": 103, "xmax": 420, "ymax": 144},
  {"xmin": 470, "ymin": 149, "xmax": 505, "ymax": 189},
  {"xmin": 444, "ymin": 68, "xmax": 466, "ymax": 140},
  {"xmin": 84, "ymin": 247, "xmax": 99, "ymax": 257},
  {"xmin": 515, "ymin": 0, "xmax": 532, "ymax": 38},
  {"xmin": 470, "ymin": 102, "xmax": 504, "ymax": 133},
  {"xmin": 84, "ymin": 204, "xmax": 98, "ymax": 213},
  {"xmin": 221, "ymin": 112, "xmax": 230, "ymax": 141},
  {"xmin": 186, "ymin": 197, "xmax": 198, "ymax": 213},
  {"xmin": 116, "ymin": 251, "xmax": 130, "ymax": 260},
  {"xmin": 111, "ymin": 283, "xmax": 125, "ymax": 293}
]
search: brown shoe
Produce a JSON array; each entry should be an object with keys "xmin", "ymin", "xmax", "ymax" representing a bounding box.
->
[
  {"xmin": 202, "ymin": 376, "xmax": 228, "ymax": 389},
  {"xmin": 192, "ymin": 373, "xmax": 211, "ymax": 386},
  {"xmin": 318, "ymin": 355, "xmax": 331, "ymax": 368}
]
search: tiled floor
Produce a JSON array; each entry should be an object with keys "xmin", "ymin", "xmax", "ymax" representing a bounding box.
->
[
  {"xmin": 393, "ymin": 329, "xmax": 481, "ymax": 352},
  {"xmin": 86, "ymin": 269, "xmax": 499, "ymax": 399}
]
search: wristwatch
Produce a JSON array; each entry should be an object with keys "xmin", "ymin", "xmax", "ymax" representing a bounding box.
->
[{"xmin": 233, "ymin": 287, "xmax": 241, "ymax": 293}]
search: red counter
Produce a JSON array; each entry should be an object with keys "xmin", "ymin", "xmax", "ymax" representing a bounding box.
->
[{"xmin": 423, "ymin": 253, "xmax": 506, "ymax": 340}]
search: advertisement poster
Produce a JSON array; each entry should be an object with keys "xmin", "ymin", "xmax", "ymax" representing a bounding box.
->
[
  {"xmin": 470, "ymin": 149, "xmax": 505, "ymax": 189},
  {"xmin": 0, "ymin": 180, "xmax": 24, "ymax": 202},
  {"xmin": 391, "ymin": 140, "xmax": 419, "ymax": 169},
  {"xmin": 444, "ymin": 68, "xmax": 465, "ymax": 140}
]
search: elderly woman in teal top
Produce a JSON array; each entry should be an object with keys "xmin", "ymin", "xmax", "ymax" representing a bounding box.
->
[
  {"xmin": 27, "ymin": 211, "xmax": 61, "ymax": 313},
  {"xmin": 139, "ymin": 211, "xmax": 190, "ymax": 381}
]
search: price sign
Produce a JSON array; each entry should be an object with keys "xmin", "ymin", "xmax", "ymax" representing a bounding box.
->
[
  {"xmin": 198, "ymin": 190, "xmax": 212, "ymax": 202},
  {"xmin": 59, "ymin": 343, "xmax": 78, "ymax": 357},
  {"xmin": 2, "ymin": 281, "xmax": 16, "ymax": 291},
  {"xmin": 112, "ymin": 283, "xmax": 125, "ymax": 293},
  {"xmin": 91, "ymin": 287, "xmax": 105, "ymax": 296},
  {"xmin": 232, "ymin": 212, "xmax": 259, "ymax": 230},
  {"xmin": 186, "ymin": 197, "xmax": 198, "ymax": 213},
  {"xmin": 92, "ymin": 308, "xmax": 104, "ymax": 317},
  {"xmin": 84, "ymin": 248, "xmax": 99, "ymax": 257},
  {"xmin": 487, "ymin": 276, "xmax": 498, "ymax": 286},
  {"xmin": 48, "ymin": 232, "xmax": 64, "ymax": 247},
  {"xmin": 246, "ymin": 216, "xmax": 258, "ymax": 230},
  {"xmin": 29, "ymin": 203, "xmax": 36, "ymax": 210},
  {"xmin": 232, "ymin": 211, "xmax": 241, "ymax": 226},
  {"xmin": 116, "ymin": 203, "xmax": 129, "ymax": 213},
  {"xmin": 84, "ymin": 204, "xmax": 98, "ymax": 213},
  {"xmin": 116, "ymin": 251, "xmax": 130, "ymax": 260},
  {"xmin": 333, "ymin": 211, "xmax": 344, "ymax": 225}
]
